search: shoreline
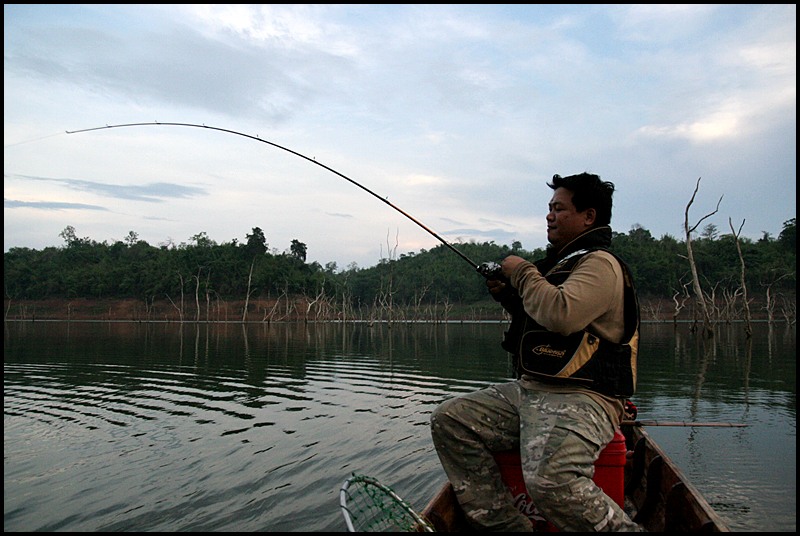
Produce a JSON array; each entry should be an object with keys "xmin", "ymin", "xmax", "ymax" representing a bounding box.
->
[{"xmin": 4, "ymin": 297, "xmax": 784, "ymax": 324}]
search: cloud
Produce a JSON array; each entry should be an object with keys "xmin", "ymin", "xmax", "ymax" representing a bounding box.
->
[
  {"xmin": 4, "ymin": 199, "xmax": 108, "ymax": 211},
  {"xmin": 3, "ymin": 4, "xmax": 795, "ymax": 268},
  {"xmin": 8, "ymin": 174, "xmax": 208, "ymax": 203}
]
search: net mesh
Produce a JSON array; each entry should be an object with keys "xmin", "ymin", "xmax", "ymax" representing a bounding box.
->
[{"xmin": 340, "ymin": 474, "xmax": 435, "ymax": 532}]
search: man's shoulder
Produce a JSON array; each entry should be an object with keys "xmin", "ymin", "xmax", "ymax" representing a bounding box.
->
[{"xmin": 577, "ymin": 249, "xmax": 624, "ymax": 272}]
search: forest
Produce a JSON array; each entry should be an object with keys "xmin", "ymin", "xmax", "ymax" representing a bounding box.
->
[{"xmin": 3, "ymin": 217, "xmax": 796, "ymax": 326}]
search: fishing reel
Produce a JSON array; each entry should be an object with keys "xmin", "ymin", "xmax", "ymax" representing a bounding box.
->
[
  {"xmin": 477, "ymin": 261, "xmax": 519, "ymax": 305},
  {"xmin": 477, "ymin": 261, "xmax": 503, "ymax": 280}
]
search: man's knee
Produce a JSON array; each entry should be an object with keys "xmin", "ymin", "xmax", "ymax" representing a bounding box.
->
[
  {"xmin": 532, "ymin": 482, "xmax": 565, "ymax": 506},
  {"xmin": 430, "ymin": 397, "xmax": 463, "ymax": 438}
]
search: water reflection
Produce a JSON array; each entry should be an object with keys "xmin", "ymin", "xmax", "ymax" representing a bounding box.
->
[{"xmin": 3, "ymin": 321, "xmax": 795, "ymax": 532}]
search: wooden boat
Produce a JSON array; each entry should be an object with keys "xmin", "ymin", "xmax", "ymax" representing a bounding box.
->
[{"xmin": 421, "ymin": 424, "xmax": 731, "ymax": 532}]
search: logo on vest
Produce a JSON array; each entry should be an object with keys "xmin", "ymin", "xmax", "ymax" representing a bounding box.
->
[{"xmin": 531, "ymin": 344, "xmax": 566, "ymax": 359}]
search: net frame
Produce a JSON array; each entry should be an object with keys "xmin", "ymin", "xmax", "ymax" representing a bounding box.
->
[{"xmin": 339, "ymin": 474, "xmax": 435, "ymax": 532}]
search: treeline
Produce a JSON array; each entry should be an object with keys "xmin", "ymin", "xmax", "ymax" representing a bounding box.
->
[{"xmin": 4, "ymin": 219, "xmax": 796, "ymax": 323}]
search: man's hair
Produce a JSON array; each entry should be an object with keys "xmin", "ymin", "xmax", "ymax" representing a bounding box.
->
[{"xmin": 548, "ymin": 172, "xmax": 615, "ymax": 227}]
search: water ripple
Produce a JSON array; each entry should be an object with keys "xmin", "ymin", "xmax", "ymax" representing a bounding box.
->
[{"xmin": 4, "ymin": 322, "xmax": 795, "ymax": 532}]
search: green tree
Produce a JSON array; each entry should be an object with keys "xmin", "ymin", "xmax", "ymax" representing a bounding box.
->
[
  {"xmin": 778, "ymin": 218, "xmax": 796, "ymax": 252},
  {"xmin": 124, "ymin": 231, "xmax": 139, "ymax": 246},
  {"xmin": 290, "ymin": 239, "xmax": 307, "ymax": 262},
  {"xmin": 245, "ymin": 227, "xmax": 268, "ymax": 257}
]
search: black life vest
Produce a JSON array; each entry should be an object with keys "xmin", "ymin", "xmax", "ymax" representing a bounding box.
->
[{"xmin": 501, "ymin": 248, "xmax": 639, "ymax": 398}]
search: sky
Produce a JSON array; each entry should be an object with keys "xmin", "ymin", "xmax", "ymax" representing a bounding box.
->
[{"xmin": 4, "ymin": 4, "xmax": 796, "ymax": 271}]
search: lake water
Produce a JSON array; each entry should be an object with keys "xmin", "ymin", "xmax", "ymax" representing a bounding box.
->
[{"xmin": 3, "ymin": 320, "xmax": 796, "ymax": 532}]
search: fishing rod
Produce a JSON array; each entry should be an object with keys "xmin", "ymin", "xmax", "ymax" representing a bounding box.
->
[
  {"xmin": 66, "ymin": 122, "xmax": 499, "ymax": 277},
  {"xmin": 621, "ymin": 420, "xmax": 748, "ymax": 428}
]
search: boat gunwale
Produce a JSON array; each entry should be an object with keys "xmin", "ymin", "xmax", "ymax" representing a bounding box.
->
[{"xmin": 421, "ymin": 425, "xmax": 731, "ymax": 532}]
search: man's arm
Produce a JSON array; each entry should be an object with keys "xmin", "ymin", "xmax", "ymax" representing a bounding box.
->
[{"xmin": 508, "ymin": 252, "xmax": 622, "ymax": 336}]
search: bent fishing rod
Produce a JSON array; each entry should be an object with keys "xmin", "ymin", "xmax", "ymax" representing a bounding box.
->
[{"xmin": 66, "ymin": 122, "xmax": 500, "ymax": 277}]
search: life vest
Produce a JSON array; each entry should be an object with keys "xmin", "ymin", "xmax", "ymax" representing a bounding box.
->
[{"xmin": 502, "ymin": 248, "xmax": 639, "ymax": 398}]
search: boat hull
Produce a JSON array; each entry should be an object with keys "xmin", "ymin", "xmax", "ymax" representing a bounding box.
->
[{"xmin": 421, "ymin": 425, "xmax": 730, "ymax": 532}]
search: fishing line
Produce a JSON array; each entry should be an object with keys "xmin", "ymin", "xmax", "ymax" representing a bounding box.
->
[
  {"xmin": 4, "ymin": 131, "xmax": 65, "ymax": 148},
  {"xmin": 66, "ymin": 122, "xmax": 489, "ymax": 273}
]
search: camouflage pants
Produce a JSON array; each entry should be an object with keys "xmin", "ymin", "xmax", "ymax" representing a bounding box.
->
[{"xmin": 430, "ymin": 380, "xmax": 644, "ymax": 532}]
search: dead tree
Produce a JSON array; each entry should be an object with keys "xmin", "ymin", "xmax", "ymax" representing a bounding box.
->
[
  {"xmin": 282, "ymin": 282, "xmax": 296, "ymax": 321},
  {"xmin": 263, "ymin": 288, "xmax": 287, "ymax": 323},
  {"xmin": 376, "ymin": 282, "xmax": 397, "ymax": 324},
  {"xmin": 204, "ymin": 270, "xmax": 212, "ymax": 322},
  {"xmin": 779, "ymin": 295, "xmax": 796, "ymax": 325},
  {"xmin": 728, "ymin": 217, "xmax": 753, "ymax": 336},
  {"xmin": 411, "ymin": 284, "xmax": 431, "ymax": 322},
  {"xmin": 721, "ymin": 286, "xmax": 744, "ymax": 323},
  {"xmin": 763, "ymin": 273, "xmax": 791, "ymax": 324},
  {"xmin": 166, "ymin": 272, "xmax": 186, "ymax": 322},
  {"xmin": 383, "ymin": 229, "xmax": 400, "ymax": 325},
  {"xmin": 242, "ymin": 258, "xmax": 256, "ymax": 323},
  {"xmin": 671, "ymin": 280, "xmax": 692, "ymax": 325},
  {"xmin": 683, "ymin": 177, "xmax": 722, "ymax": 338},
  {"xmin": 145, "ymin": 295, "xmax": 155, "ymax": 321},
  {"xmin": 700, "ymin": 278, "xmax": 723, "ymax": 323},
  {"xmin": 303, "ymin": 282, "xmax": 327, "ymax": 323},
  {"xmin": 4, "ymin": 289, "xmax": 13, "ymax": 320},
  {"xmin": 338, "ymin": 276, "xmax": 355, "ymax": 323},
  {"xmin": 192, "ymin": 267, "xmax": 205, "ymax": 322},
  {"xmin": 211, "ymin": 290, "xmax": 226, "ymax": 322},
  {"xmin": 640, "ymin": 299, "xmax": 663, "ymax": 322},
  {"xmin": 440, "ymin": 296, "xmax": 453, "ymax": 324}
]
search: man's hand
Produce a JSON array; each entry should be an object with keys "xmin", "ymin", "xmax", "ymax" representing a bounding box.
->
[
  {"xmin": 486, "ymin": 255, "xmax": 526, "ymax": 301},
  {"xmin": 500, "ymin": 255, "xmax": 526, "ymax": 278},
  {"xmin": 486, "ymin": 277, "xmax": 508, "ymax": 298}
]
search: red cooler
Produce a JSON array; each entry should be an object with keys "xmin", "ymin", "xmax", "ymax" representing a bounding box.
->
[{"xmin": 493, "ymin": 428, "xmax": 627, "ymax": 531}]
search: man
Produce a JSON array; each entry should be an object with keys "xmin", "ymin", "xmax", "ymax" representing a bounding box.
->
[{"xmin": 430, "ymin": 172, "xmax": 642, "ymax": 532}]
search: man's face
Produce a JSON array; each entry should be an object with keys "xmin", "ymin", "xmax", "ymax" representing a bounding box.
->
[{"xmin": 546, "ymin": 187, "xmax": 595, "ymax": 249}]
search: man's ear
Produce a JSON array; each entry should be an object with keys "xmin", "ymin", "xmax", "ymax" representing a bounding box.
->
[{"xmin": 584, "ymin": 208, "xmax": 597, "ymax": 227}]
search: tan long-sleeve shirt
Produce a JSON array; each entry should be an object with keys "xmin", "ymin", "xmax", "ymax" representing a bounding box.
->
[{"xmin": 508, "ymin": 250, "xmax": 628, "ymax": 424}]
